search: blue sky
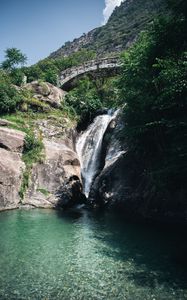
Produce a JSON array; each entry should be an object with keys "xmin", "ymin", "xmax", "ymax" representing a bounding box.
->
[{"xmin": 0, "ymin": 0, "xmax": 123, "ymax": 65}]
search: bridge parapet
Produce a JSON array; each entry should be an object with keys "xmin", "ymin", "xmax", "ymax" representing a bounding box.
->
[{"xmin": 60, "ymin": 56, "xmax": 122, "ymax": 87}]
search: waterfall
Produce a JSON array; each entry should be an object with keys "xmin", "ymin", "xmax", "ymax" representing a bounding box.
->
[{"xmin": 76, "ymin": 110, "xmax": 116, "ymax": 197}]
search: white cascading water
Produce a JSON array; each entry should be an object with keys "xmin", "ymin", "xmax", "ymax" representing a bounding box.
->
[{"xmin": 76, "ymin": 110, "xmax": 116, "ymax": 197}]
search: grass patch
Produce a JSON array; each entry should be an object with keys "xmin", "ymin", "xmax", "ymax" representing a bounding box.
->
[
  {"xmin": 19, "ymin": 130, "xmax": 44, "ymax": 200},
  {"xmin": 21, "ymin": 97, "xmax": 51, "ymax": 112},
  {"xmin": 36, "ymin": 188, "xmax": 50, "ymax": 196}
]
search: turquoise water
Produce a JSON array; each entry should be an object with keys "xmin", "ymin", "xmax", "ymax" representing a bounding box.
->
[{"xmin": 0, "ymin": 208, "xmax": 186, "ymax": 300}]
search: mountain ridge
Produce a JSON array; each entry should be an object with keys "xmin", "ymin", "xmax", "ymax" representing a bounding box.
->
[{"xmin": 49, "ymin": 0, "xmax": 168, "ymax": 59}]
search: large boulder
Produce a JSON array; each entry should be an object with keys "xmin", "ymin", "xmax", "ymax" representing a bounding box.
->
[
  {"xmin": 0, "ymin": 127, "xmax": 25, "ymax": 211},
  {"xmin": 24, "ymin": 138, "xmax": 82, "ymax": 208},
  {"xmin": 89, "ymin": 154, "xmax": 131, "ymax": 209},
  {"xmin": 0, "ymin": 114, "xmax": 82, "ymax": 211},
  {"xmin": 89, "ymin": 115, "xmax": 129, "ymax": 208},
  {"xmin": 24, "ymin": 118, "xmax": 83, "ymax": 209},
  {"xmin": 56, "ymin": 175, "xmax": 86, "ymax": 209},
  {"xmin": 25, "ymin": 81, "xmax": 66, "ymax": 107}
]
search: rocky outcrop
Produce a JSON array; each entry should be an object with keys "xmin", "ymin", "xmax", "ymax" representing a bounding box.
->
[
  {"xmin": 0, "ymin": 127, "xmax": 25, "ymax": 211},
  {"xmin": 0, "ymin": 127, "xmax": 25, "ymax": 152},
  {"xmin": 0, "ymin": 115, "xmax": 83, "ymax": 211},
  {"xmin": 89, "ymin": 114, "xmax": 187, "ymax": 223},
  {"xmin": 25, "ymin": 81, "xmax": 66, "ymax": 107},
  {"xmin": 56, "ymin": 175, "xmax": 86, "ymax": 208},
  {"xmin": 49, "ymin": 0, "xmax": 167, "ymax": 59},
  {"xmin": 50, "ymin": 29, "xmax": 97, "ymax": 59},
  {"xmin": 23, "ymin": 119, "xmax": 83, "ymax": 209},
  {"xmin": 0, "ymin": 119, "xmax": 15, "ymax": 127}
]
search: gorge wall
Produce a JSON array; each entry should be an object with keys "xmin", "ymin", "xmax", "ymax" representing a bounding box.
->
[
  {"xmin": 0, "ymin": 125, "xmax": 25, "ymax": 211},
  {"xmin": 0, "ymin": 118, "xmax": 83, "ymax": 211},
  {"xmin": 0, "ymin": 81, "xmax": 84, "ymax": 211},
  {"xmin": 0, "ymin": 96, "xmax": 186, "ymax": 224},
  {"xmin": 88, "ymin": 114, "xmax": 187, "ymax": 224}
]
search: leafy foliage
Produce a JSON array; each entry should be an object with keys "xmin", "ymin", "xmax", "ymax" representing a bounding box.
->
[
  {"xmin": 118, "ymin": 3, "xmax": 187, "ymax": 211},
  {"xmin": 36, "ymin": 188, "xmax": 50, "ymax": 196},
  {"xmin": 65, "ymin": 75, "xmax": 119, "ymax": 128},
  {"xmin": 50, "ymin": 0, "xmax": 167, "ymax": 59},
  {"xmin": 20, "ymin": 131, "xmax": 44, "ymax": 199},
  {"xmin": 9, "ymin": 68, "xmax": 26, "ymax": 86},
  {"xmin": 0, "ymin": 70, "xmax": 22, "ymax": 114},
  {"xmin": 23, "ymin": 49, "xmax": 97, "ymax": 85},
  {"xmin": 1, "ymin": 48, "xmax": 27, "ymax": 71}
]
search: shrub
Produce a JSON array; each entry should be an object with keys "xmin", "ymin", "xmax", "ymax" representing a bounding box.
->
[
  {"xmin": 0, "ymin": 71, "xmax": 22, "ymax": 114},
  {"xmin": 20, "ymin": 131, "xmax": 44, "ymax": 199},
  {"xmin": 118, "ymin": 10, "xmax": 187, "ymax": 208}
]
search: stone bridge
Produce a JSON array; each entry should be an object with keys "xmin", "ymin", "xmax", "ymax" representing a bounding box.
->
[{"xmin": 59, "ymin": 57, "xmax": 122, "ymax": 90}]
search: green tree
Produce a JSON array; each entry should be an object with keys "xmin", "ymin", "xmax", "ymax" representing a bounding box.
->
[
  {"xmin": 0, "ymin": 70, "xmax": 22, "ymax": 113},
  {"xmin": 118, "ymin": 6, "xmax": 187, "ymax": 213},
  {"xmin": 65, "ymin": 76, "xmax": 102, "ymax": 120},
  {"xmin": 1, "ymin": 48, "xmax": 27, "ymax": 71}
]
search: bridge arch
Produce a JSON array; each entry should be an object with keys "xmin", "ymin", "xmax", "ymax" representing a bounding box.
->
[{"xmin": 59, "ymin": 57, "xmax": 122, "ymax": 90}]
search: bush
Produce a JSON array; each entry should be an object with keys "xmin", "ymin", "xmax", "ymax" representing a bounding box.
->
[
  {"xmin": 0, "ymin": 71, "xmax": 22, "ymax": 114},
  {"xmin": 23, "ymin": 49, "xmax": 97, "ymax": 86},
  {"xmin": 20, "ymin": 131, "xmax": 44, "ymax": 199},
  {"xmin": 10, "ymin": 68, "xmax": 25, "ymax": 86},
  {"xmin": 64, "ymin": 77, "xmax": 102, "ymax": 120}
]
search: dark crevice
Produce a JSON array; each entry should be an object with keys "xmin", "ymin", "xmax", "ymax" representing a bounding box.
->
[{"xmin": 0, "ymin": 142, "xmax": 10, "ymax": 151}]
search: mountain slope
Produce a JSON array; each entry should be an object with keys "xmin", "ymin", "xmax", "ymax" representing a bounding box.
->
[{"xmin": 50, "ymin": 0, "xmax": 168, "ymax": 59}]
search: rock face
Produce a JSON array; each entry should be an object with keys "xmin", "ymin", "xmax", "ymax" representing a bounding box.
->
[
  {"xmin": 0, "ymin": 128, "xmax": 25, "ymax": 211},
  {"xmin": 0, "ymin": 116, "xmax": 83, "ymax": 211},
  {"xmin": 50, "ymin": 29, "xmax": 97, "ymax": 59},
  {"xmin": 0, "ymin": 127, "xmax": 25, "ymax": 152},
  {"xmin": 0, "ymin": 119, "xmax": 15, "ymax": 127},
  {"xmin": 89, "ymin": 114, "xmax": 187, "ymax": 223},
  {"xmin": 25, "ymin": 81, "xmax": 66, "ymax": 107},
  {"xmin": 89, "ymin": 114, "xmax": 130, "ymax": 208},
  {"xmin": 24, "ymin": 119, "xmax": 83, "ymax": 209},
  {"xmin": 49, "ymin": 0, "xmax": 167, "ymax": 59},
  {"xmin": 56, "ymin": 175, "xmax": 86, "ymax": 208}
]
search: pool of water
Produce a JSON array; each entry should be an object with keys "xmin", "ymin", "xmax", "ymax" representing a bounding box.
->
[{"xmin": 0, "ymin": 208, "xmax": 186, "ymax": 300}]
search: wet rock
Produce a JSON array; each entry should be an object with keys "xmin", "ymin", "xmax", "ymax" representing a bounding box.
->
[
  {"xmin": 76, "ymin": 108, "xmax": 109, "ymax": 132},
  {"xmin": 56, "ymin": 176, "xmax": 86, "ymax": 209},
  {"xmin": 89, "ymin": 153, "xmax": 132, "ymax": 209},
  {"xmin": 89, "ymin": 113, "xmax": 131, "ymax": 209},
  {"xmin": 89, "ymin": 113, "xmax": 187, "ymax": 223}
]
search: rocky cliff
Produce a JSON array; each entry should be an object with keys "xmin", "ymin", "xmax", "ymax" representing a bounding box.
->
[
  {"xmin": 1, "ymin": 92, "xmax": 186, "ymax": 223},
  {"xmin": 89, "ymin": 113, "xmax": 130, "ymax": 207},
  {"xmin": 89, "ymin": 113, "xmax": 187, "ymax": 223},
  {"xmin": 24, "ymin": 119, "xmax": 82, "ymax": 209},
  {"xmin": 50, "ymin": 0, "xmax": 167, "ymax": 59},
  {"xmin": 0, "ymin": 125, "xmax": 25, "ymax": 211},
  {"xmin": 0, "ymin": 82, "xmax": 83, "ymax": 211}
]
